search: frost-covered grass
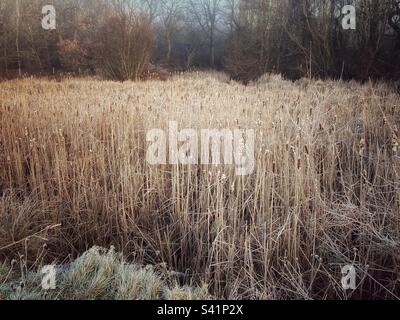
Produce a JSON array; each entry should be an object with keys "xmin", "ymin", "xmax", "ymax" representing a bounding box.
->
[{"xmin": 0, "ymin": 247, "xmax": 210, "ymax": 300}]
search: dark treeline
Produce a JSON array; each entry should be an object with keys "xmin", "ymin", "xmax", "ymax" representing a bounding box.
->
[{"xmin": 0, "ymin": 0, "xmax": 399, "ymax": 82}]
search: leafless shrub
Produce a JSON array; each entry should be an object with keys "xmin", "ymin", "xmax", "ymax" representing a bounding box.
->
[{"xmin": 95, "ymin": 13, "xmax": 155, "ymax": 81}]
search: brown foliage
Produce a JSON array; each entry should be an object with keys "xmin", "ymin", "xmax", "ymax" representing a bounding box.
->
[
  {"xmin": 57, "ymin": 40, "xmax": 88, "ymax": 74},
  {"xmin": 140, "ymin": 64, "xmax": 170, "ymax": 81}
]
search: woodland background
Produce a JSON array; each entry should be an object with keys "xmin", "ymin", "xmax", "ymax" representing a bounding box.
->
[{"xmin": 0, "ymin": 0, "xmax": 399, "ymax": 82}]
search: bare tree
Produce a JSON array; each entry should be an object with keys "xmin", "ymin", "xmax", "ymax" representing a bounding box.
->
[
  {"xmin": 15, "ymin": 0, "xmax": 21, "ymax": 76},
  {"xmin": 133, "ymin": 0, "xmax": 160, "ymax": 24},
  {"xmin": 187, "ymin": 0, "xmax": 224, "ymax": 67},
  {"xmin": 159, "ymin": 0, "xmax": 185, "ymax": 64}
]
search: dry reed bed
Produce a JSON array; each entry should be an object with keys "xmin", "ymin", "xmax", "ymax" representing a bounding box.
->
[{"xmin": 0, "ymin": 72, "xmax": 399, "ymax": 299}]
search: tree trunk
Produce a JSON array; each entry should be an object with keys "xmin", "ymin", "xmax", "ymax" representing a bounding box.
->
[{"xmin": 15, "ymin": 0, "xmax": 21, "ymax": 76}]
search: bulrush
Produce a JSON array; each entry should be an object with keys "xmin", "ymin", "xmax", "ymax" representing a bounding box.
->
[{"xmin": 0, "ymin": 73, "xmax": 399, "ymax": 299}]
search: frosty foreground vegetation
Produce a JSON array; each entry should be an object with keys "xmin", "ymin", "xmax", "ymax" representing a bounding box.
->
[
  {"xmin": 0, "ymin": 246, "xmax": 210, "ymax": 300},
  {"xmin": 0, "ymin": 72, "xmax": 399, "ymax": 299}
]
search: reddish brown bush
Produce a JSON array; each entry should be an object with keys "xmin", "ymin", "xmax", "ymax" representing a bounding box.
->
[
  {"xmin": 57, "ymin": 40, "xmax": 87, "ymax": 74},
  {"xmin": 140, "ymin": 64, "xmax": 170, "ymax": 81}
]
